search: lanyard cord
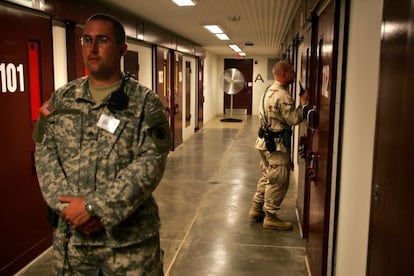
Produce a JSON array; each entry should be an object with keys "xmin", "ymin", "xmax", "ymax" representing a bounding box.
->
[
  {"xmin": 260, "ymin": 85, "xmax": 271, "ymax": 128},
  {"xmin": 61, "ymin": 224, "xmax": 73, "ymax": 275}
]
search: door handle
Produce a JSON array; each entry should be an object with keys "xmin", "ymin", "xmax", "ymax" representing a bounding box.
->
[
  {"xmin": 374, "ymin": 184, "xmax": 380, "ymax": 202},
  {"xmin": 306, "ymin": 105, "xmax": 318, "ymax": 131},
  {"xmin": 308, "ymin": 152, "xmax": 317, "ymax": 169},
  {"xmin": 174, "ymin": 103, "xmax": 180, "ymax": 115},
  {"xmin": 307, "ymin": 151, "xmax": 318, "ymax": 182},
  {"xmin": 298, "ymin": 136, "xmax": 307, "ymax": 159}
]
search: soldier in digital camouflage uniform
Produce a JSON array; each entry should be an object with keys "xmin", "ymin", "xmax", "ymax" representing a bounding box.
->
[
  {"xmin": 33, "ymin": 13, "xmax": 171, "ymax": 275},
  {"xmin": 248, "ymin": 61, "xmax": 308, "ymax": 231}
]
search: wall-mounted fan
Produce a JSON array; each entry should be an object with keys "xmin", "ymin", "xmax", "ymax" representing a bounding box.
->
[{"xmin": 220, "ymin": 68, "xmax": 245, "ymax": 122}]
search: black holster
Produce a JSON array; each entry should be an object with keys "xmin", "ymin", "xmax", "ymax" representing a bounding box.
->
[{"xmin": 259, "ymin": 127, "xmax": 292, "ymax": 153}]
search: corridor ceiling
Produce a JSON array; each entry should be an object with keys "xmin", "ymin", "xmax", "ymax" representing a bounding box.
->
[{"xmin": 103, "ymin": 0, "xmax": 302, "ymax": 57}]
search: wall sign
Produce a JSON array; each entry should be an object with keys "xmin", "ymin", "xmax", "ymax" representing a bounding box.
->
[
  {"xmin": 322, "ymin": 65, "xmax": 329, "ymax": 98},
  {"xmin": 0, "ymin": 63, "xmax": 25, "ymax": 93}
]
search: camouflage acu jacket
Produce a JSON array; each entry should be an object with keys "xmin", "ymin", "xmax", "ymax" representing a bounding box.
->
[{"xmin": 33, "ymin": 75, "xmax": 171, "ymax": 247}]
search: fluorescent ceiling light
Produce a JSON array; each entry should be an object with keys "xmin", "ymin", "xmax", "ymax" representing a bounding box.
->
[
  {"xmin": 204, "ymin": 25, "xmax": 224, "ymax": 34},
  {"xmin": 229, "ymin": 44, "xmax": 242, "ymax": 52},
  {"xmin": 172, "ymin": 0, "xmax": 196, "ymax": 6},
  {"xmin": 239, "ymin": 52, "xmax": 246, "ymax": 56},
  {"xmin": 216, "ymin": 33, "xmax": 230, "ymax": 40}
]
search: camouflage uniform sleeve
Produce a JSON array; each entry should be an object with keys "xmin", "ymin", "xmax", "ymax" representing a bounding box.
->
[
  {"xmin": 33, "ymin": 96, "xmax": 75, "ymax": 213},
  {"xmin": 277, "ymin": 92, "xmax": 304, "ymax": 126},
  {"xmin": 87, "ymin": 91, "xmax": 171, "ymax": 228}
]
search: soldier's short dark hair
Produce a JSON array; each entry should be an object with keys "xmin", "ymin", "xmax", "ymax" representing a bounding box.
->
[
  {"xmin": 272, "ymin": 61, "xmax": 293, "ymax": 76},
  {"xmin": 86, "ymin": 13, "xmax": 126, "ymax": 44}
]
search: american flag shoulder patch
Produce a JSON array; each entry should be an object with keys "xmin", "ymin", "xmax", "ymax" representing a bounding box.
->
[{"xmin": 39, "ymin": 101, "xmax": 56, "ymax": 116}]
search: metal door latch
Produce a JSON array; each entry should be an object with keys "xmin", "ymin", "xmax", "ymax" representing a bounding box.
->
[{"xmin": 374, "ymin": 184, "xmax": 380, "ymax": 202}]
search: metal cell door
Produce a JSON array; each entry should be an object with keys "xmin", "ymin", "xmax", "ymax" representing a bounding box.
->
[
  {"xmin": 172, "ymin": 52, "xmax": 183, "ymax": 148},
  {"xmin": 297, "ymin": 24, "xmax": 313, "ymax": 240},
  {"xmin": 305, "ymin": 1, "xmax": 339, "ymax": 275},
  {"xmin": 196, "ymin": 58, "xmax": 204, "ymax": 131},
  {"xmin": 156, "ymin": 46, "xmax": 176, "ymax": 149},
  {"xmin": 367, "ymin": 0, "xmax": 414, "ymax": 275}
]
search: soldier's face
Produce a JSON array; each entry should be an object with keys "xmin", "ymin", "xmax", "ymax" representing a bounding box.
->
[{"xmin": 81, "ymin": 19, "xmax": 125, "ymax": 80}]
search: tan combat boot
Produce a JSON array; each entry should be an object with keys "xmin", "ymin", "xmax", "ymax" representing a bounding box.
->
[
  {"xmin": 248, "ymin": 202, "xmax": 265, "ymax": 222},
  {"xmin": 263, "ymin": 212, "xmax": 293, "ymax": 231}
]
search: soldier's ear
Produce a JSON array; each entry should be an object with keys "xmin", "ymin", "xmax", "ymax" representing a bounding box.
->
[{"xmin": 120, "ymin": 44, "xmax": 127, "ymax": 56}]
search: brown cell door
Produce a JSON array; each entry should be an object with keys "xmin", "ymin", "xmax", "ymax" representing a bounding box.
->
[
  {"xmin": 184, "ymin": 61, "xmax": 192, "ymax": 128},
  {"xmin": 305, "ymin": 1, "xmax": 338, "ymax": 275},
  {"xmin": 224, "ymin": 59, "xmax": 253, "ymax": 114},
  {"xmin": 172, "ymin": 52, "xmax": 183, "ymax": 149},
  {"xmin": 296, "ymin": 25, "xmax": 313, "ymax": 240},
  {"xmin": 156, "ymin": 47, "xmax": 171, "ymax": 109},
  {"xmin": 367, "ymin": 1, "xmax": 414, "ymax": 275},
  {"xmin": 124, "ymin": 50, "xmax": 139, "ymax": 80},
  {"xmin": 155, "ymin": 47, "xmax": 174, "ymax": 149},
  {"xmin": 0, "ymin": 6, "xmax": 54, "ymax": 275},
  {"xmin": 66, "ymin": 22, "xmax": 85, "ymax": 80},
  {"xmin": 196, "ymin": 57, "xmax": 204, "ymax": 131}
]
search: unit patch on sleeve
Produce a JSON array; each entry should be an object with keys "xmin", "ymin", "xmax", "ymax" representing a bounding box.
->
[
  {"xmin": 33, "ymin": 101, "xmax": 56, "ymax": 143},
  {"xmin": 145, "ymin": 109, "xmax": 172, "ymax": 153},
  {"xmin": 39, "ymin": 101, "xmax": 56, "ymax": 117}
]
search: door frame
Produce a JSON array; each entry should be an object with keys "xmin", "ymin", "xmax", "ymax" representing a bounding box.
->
[{"xmin": 182, "ymin": 56, "xmax": 196, "ymax": 141}]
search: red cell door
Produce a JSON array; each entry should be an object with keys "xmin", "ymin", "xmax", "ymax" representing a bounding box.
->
[{"xmin": 0, "ymin": 6, "xmax": 54, "ymax": 275}]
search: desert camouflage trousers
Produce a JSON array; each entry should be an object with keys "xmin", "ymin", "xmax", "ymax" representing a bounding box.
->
[
  {"xmin": 253, "ymin": 150, "xmax": 290, "ymax": 214},
  {"xmin": 52, "ymin": 232, "xmax": 164, "ymax": 276}
]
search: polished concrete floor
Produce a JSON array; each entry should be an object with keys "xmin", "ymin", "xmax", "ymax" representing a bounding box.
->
[{"xmin": 18, "ymin": 115, "xmax": 307, "ymax": 276}]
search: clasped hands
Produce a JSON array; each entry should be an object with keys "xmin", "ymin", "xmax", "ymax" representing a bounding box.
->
[{"xmin": 58, "ymin": 196, "xmax": 104, "ymax": 235}]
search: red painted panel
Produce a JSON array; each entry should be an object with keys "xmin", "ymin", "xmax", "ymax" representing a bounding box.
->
[{"xmin": 28, "ymin": 41, "xmax": 41, "ymax": 121}]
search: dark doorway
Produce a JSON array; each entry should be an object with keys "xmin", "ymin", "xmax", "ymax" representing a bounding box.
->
[
  {"xmin": 223, "ymin": 59, "xmax": 253, "ymax": 115},
  {"xmin": 195, "ymin": 58, "xmax": 204, "ymax": 131},
  {"xmin": 124, "ymin": 50, "xmax": 139, "ymax": 80},
  {"xmin": 155, "ymin": 46, "xmax": 177, "ymax": 150},
  {"xmin": 171, "ymin": 52, "xmax": 183, "ymax": 149},
  {"xmin": 185, "ymin": 61, "xmax": 191, "ymax": 127}
]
